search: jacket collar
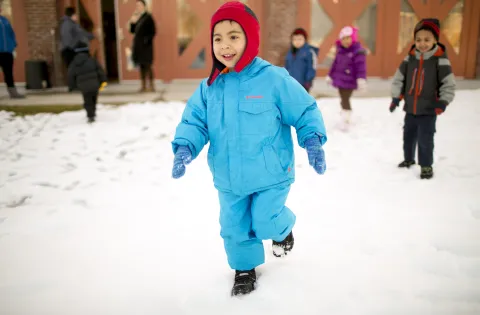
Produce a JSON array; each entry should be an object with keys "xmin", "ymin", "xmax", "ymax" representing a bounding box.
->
[{"xmin": 409, "ymin": 43, "xmax": 446, "ymax": 60}]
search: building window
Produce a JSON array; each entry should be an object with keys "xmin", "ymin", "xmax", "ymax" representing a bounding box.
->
[
  {"xmin": 309, "ymin": 0, "xmax": 334, "ymax": 68},
  {"xmin": 177, "ymin": 0, "xmax": 204, "ymax": 68},
  {"xmin": 353, "ymin": 0, "xmax": 377, "ymax": 55},
  {"xmin": 397, "ymin": 0, "xmax": 419, "ymax": 54},
  {"xmin": 442, "ymin": 0, "xmax": 463, "ymax": 54}
]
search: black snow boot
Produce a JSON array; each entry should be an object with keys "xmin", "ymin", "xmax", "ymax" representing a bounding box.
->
[
  {"xmin": 420, "ymin": 166, "xmax": 433, "ymax": 179},
  {"xmin": 398, "ymin": 160, "xmax": 416, "ymax": 168},
  {"xmin": 272, "ymin": 231, "xmax": 294, "ymax": 257},
  {"xmin": 231, "ymin": 269, "xmax": 256, "ymax": 296}
]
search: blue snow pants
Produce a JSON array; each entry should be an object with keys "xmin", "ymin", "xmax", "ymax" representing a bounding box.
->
[{"xmin": 218, "ymin": 184, "xmax": 296, "ymax": 271}]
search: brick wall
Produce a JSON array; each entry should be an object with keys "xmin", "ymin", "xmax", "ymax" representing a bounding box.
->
[
  {"xmin": 24, "ymin": 0, "xmax": 57, "ymax": 61},
  {"xmin": 24, "ymin": 0, "xmax": 59, "ymax": 85},
  {"xmin": 263, "ymin": 0, "xmax": 297, "ymax": 66}
]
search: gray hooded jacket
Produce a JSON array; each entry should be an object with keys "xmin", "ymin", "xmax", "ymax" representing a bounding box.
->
[
  {"xmin": 59, "ymin": 16, "xmax": 94, "ymax": 51},
  {"xmin": 391, "ymin": 43, "xmax": 455, "ymax": 115}
]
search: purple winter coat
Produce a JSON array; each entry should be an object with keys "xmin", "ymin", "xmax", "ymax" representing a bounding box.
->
[{"xmin": 328, "ymin": 41, "xmax": 367, "ymax": 90}]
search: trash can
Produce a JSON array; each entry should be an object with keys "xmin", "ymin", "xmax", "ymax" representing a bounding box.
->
[{"xmin": 25, "ymin": 60, "xmax": 52, "ymax": 89}]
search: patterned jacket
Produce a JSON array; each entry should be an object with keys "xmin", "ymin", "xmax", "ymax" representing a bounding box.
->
[{"xmin": 391, "ymin": 43, "xmax": 455, "ymax": 115}]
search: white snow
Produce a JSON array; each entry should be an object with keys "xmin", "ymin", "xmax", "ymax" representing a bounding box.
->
[{"xmin": 1, "ymin": 91, "xmax": 480, "ymax": 315}]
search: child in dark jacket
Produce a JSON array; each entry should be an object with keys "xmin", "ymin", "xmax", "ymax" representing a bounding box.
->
[
  {"xmin": 327, "ymin": 26, "xmax": 367, "ymax": 129},
  {"xmin": 285, "ymin": 28, "xmax": 319, "ymax": 92},
  {"xmin": 68, "ymin": 42, "xmax": 107, "ymax": 123},
  {"xmin": 390, "ymin": 18, "xmax": 455, "ymax": 179}
]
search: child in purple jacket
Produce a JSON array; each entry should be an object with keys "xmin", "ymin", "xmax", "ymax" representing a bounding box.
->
[{"xmin": 326, "ymin": 26, "xmax": 367, "ymax": 128}]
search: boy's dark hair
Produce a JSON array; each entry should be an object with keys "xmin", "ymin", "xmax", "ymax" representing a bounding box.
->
[
  {"xmin": 137, "ymin": 0, "xmax": 146, "ymax": 6},
  {"xmin": 292, "ymin": 28, "xmax": 308, "ymax": 40},
  {"xmin": 65, "ymin": 7, "xmax": 76, "ymax": 17}
]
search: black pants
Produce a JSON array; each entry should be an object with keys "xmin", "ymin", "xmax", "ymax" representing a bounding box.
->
[
  {"xmin": 0, "ymin": 52, "xmax": 15, "ymax": 87},
  {"xmin": 61, "ymin": 48, "xmax": 76, "ymax": 68},
  {"xmin": 82, "ymin": 91, "xmax": 98, "ymax": 118},
  {"xmin": 139, "ymin": 63, "xmax": 154, "ymax": 81},
  {"xmin": 403, "ymin": 114, "xmax": 437, "ymax": 167}
]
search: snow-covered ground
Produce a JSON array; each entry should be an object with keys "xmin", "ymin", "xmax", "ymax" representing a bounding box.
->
[{"xmin": 1, "ymin": 91, "xmax": 479, "ymax": 315}]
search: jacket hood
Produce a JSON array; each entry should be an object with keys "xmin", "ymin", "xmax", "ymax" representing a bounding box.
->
[
  {"xmin": 207, "ymin": 1, "xmax": 260, "ymax": 86},
  {"xmin": 409, "ymin": 42, "xmax": 447, "ymax": 60}
]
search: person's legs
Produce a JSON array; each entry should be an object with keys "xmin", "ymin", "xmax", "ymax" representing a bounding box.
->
[
  {"xmin": 0, "ymin": 52, "xmax": 14, "ymax": 87},
  {"xmin": 250, "ymin": 184, "xmax": 295, "ymax": 242},
  {"xmin": 146, "ymin": 64, "xmax": 155, "ymax": 92},
  {"xmin": 338, "ymin": 88, "xmax": 354, "ymax": 128},
  {"xmin": 82, "ymin": 91, "xmax": 97, "ymax": 121},
  {"xmin": 403, "ymin": 113, "xmax": 418, "ymax": 163},
  {"xmin": 417, "ymin": 115, "xmax": 437, "ymax": 167},
  {"xmin": 218, "ymin": 191, "xmax": 264, "ymax": 272},
  {"xmin": 138, "ymin": 64, "xmax": 147, "ymax": 92},
  {"xmin": 339, "ymin": 88, "xmax": 354, "ymax": 111},
  {"xmin": 1, "ymin": 52, "xmax": 24, "ymax": 98}
]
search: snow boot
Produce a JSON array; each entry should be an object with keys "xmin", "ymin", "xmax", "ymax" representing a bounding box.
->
[
  {"xmin": 231, "ymin": 269, "xmax": 256, "ymax": 296},
  {"xmin": 138, "ymin": 78, "xmax": 147, "ymax": 93},
  {"xmin": 272, "ymin": 231, "xmax": 294, "ymax": 257},
  {"xmin": 339, "ymin": 109, "xmax": 352, "ymax": 131},
  {"xmin": 7, "ymin": 87, "xmax": 25, "ymax": 99},
  {"xmin": 398, "ymin": 160, "xmax": 415, "ymax": 168},
  {"xmin": 146, "ymin": 77, "xmax": 156, "ymax": 92},
  {"xmin": 420, "ymin": 166, "xmax": 433, "ymax": 179},
  {"xmin": 87, "ymin": 116, "xmax": 95, "ymax": 123}
]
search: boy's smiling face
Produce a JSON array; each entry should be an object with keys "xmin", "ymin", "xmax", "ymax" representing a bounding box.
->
[
  {"xmin": 213, "ymin": 20, "xmax": 246, "ymax": 69},
  {"xmin": 415, "ymin": 29, "xmax": 436, "ymax": 53}
]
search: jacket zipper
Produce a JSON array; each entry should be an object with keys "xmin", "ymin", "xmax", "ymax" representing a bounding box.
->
[
  {"xmin": 417, "ymin": 69, "xmax": 425, "ymax": 96},
  {"xmin": 413, "ymin": 54, "xmax": 424, "ymax": 115},
  {"xmin": 408, "ymin": 68, "xmax": 417, "ymax": 95}
]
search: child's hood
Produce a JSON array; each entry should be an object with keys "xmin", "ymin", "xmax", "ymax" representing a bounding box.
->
[{"xmin": 207, "ymin": 1, "xmax": 260, "ymax": 86}]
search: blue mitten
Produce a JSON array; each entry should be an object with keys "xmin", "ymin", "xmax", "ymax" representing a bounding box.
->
[
  {"xmin": 172, "ymin": 146, "xmax": 192, "ymax": 179},
  {"xmin": 305, "ymin": 136, "xmax": 326, "ymax": 175}
]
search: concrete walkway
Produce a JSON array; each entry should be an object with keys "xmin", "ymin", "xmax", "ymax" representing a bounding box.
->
[{"xmin": 1, "ymin": 78, "xmax": 479, "ymax": 108}]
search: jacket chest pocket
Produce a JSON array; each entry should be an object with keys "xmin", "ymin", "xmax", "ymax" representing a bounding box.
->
[{"xmin": 238, "ymin": 102, "xmax": 278, "ymax": 135}]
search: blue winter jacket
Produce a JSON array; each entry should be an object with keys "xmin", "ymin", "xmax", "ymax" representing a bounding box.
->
[
  {"xmin": 0, "ymin": 16, "xmax": 17, "ymax": 53},
  {"xmin": 172, "ymin": 57, "xmax": 327, "ymax": 195},
  {"xmin": 285, "ymin": 44, "xmax": 319, "ymax": 87}
]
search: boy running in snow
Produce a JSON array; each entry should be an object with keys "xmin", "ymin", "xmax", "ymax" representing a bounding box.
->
[
  {"xmin": 326, "ymin": 26, "xmax": 367, "ymax": 129},
  {"xmin": 390, "ymin": 18, "xmax": 455, "ymax": 179},
  {"xmin": 171, "ymin": 1, "xmax": 327, "ymax": 296},
  {"xmin": 68, "ymin": 42, "xmax": 107, "ymax": 123},
  {"xmin": 285, "ymin": 28, "xmax": 319, "ymax": 92}
]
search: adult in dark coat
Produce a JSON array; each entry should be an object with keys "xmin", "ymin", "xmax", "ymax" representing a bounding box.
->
[{"xmin": 129, "ymin": 0, "xmax": 156, "ymax": 92}]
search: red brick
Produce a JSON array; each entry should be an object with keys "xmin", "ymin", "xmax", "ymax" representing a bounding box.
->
[{"xmin": 24, "ymin": 0, "xmax": 57, "ymax": 62}]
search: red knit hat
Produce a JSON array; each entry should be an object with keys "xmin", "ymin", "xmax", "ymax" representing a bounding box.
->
[
  {"xmin": 207, "ymin": 1, "xmax": 260, "ymax": 86},
  {"xmin": 414, "ymin": 18, "xmax": 440, "ymax": 41}
]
